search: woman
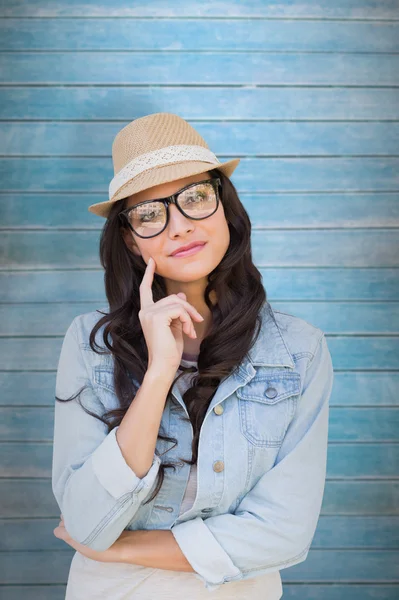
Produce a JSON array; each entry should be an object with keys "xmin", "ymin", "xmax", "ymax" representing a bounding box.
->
[{"xmin": 52, "ymin": 112, "xmax": 334, "ymax": 599}]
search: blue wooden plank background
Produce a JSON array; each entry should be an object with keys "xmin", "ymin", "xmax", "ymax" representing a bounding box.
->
[{"xmin": 0, "ymin": 1, "xmax": 398, "ymax": 598}]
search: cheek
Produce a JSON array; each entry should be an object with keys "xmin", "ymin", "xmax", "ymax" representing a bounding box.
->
[
  {"xmin": 212, "ymin": 211, "xmax": 230, "ymax": 249},
  {"xmin": 136, "ymin": 240, "xmax": 163, "ymax": 263}
]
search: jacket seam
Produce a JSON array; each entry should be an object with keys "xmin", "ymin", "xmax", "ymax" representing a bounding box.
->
[
  {"xmin": 81, "ymin": 492, "xmax": 133, "ymax": 546},
  {"xmin": 238, "ymin": 540, "xmax": 312, "ymax": 575},
  {"xmin": 305, "ymin": 331, "xmax": 325, "ymax": 373},
  {"xmin": 210, "ymin": 540, "xmax": 311, "ymax": 586},
  {"xmin": 292, "ymin": 351, "xmax": 314, "ymax": 362}
]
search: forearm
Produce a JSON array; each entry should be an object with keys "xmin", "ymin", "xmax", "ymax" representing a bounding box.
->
[
  {"xmin": 120, "ymin": 529, "xmax": 195, "ymax": 572},
  {"xmin": 116, "ymin": 367, "xmax": 175, "ymax": 478}
]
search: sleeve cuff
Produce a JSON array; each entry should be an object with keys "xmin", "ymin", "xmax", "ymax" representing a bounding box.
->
[
  {"xmin": 171, "ymin": 516, "xmax": 242, "ymax": 590},
  {"xmin": 91, "ymin": 426, "xmax": 161, "ymax": 499}
]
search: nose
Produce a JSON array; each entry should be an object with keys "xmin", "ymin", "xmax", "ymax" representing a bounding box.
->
[{"xmin": 167, "ymin": 203, "xmax": 194, "ymax": 234}]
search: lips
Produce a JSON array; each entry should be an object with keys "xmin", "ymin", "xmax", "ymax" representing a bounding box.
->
[{"xmin": 170, "ymin": 242, "xmax": 206, "ymax": 256}]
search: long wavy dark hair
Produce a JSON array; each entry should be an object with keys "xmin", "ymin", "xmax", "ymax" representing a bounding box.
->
[{"xmin": 55, "ymin": 167, "xmax": 267, "ymax": 504}]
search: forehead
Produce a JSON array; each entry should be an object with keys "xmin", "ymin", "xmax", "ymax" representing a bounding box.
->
[{"xmin": 125, "ymin": 172, "xmax": 212, "ymax": 208}]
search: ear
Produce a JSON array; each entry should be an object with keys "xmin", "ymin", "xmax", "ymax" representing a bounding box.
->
[{"xmin": 120, "ymin": 227, "xmax": 142, "ymax": 257}]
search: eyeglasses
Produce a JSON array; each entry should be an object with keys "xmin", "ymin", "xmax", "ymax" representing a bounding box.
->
[{"xmin": 118, "ymin": 177, "xmax": 221, "ymax": 239}]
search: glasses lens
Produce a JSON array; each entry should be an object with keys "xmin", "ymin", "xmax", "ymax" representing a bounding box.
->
[
  {"xmin": 178, "ymin": 182, "xmax": 217, "ymax": 219},
  {"xmin": 128, "ymin": 201, "xmax": 167, "ymax": 237},
  {"xmin": 128, "ymin": 181, "xmax": 217, "ymax": 238}
]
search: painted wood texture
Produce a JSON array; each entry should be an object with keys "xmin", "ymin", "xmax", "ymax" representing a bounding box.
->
[{"xmin": 0, "ymin": 1, "xmax": 398, "ymax": 598}]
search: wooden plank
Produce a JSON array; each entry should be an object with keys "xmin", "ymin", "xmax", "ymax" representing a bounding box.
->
[
  {"xmin": 0, "ymin": 549, "xmax": 398, "ymax": 584},
  {"xmin": 282, "ymin": 549, "xmax": 399, "ymax": 582},
  {"xmin": 1, "ymin": 302, "xmax": 399, "ymax": 335},
  {"xmin": 328, "ymin": 408, "xmax": 399, "ymax": 442},
  {"xmin": 0, "ymin": 551, "xmax": 73, "ymax": 584},
  {"xmin": 321, "ymin": 481, "xmax": 399, "ymax": 515},
  {"xmin": 0, "ymin": 587, "xmax": 66, "ymax": 600},
  {"xmin": 272, "ymin": 302, "xmax": 399, "ymax": 334},
  {"xmin": 0, "ymin": 442, "xmax": 397, "ymax": 478},
  {"xmin": 328, "ymin": 373, "xmax": 399, "ymax": 407},
  {"xmin": 3, "ymin": 122, "xmax": 399, "ymax": 156},
  {"xmin": 1, "ymin": 88, "xmax": 398, "ymax": 120},
  {"xmin": 1, "ymin": 230, "xmax": 398, "ymax": 269},
  {"xmin": 0, "ymin": 519, "xmax": 67, "ymax": 551},
  {"xmin": 0, "ymin": 271, "xmax": 106, "ymax": 302},
  {"xmin": 2, "ymin": 193, "xmax": 399, "ymax": 229},
  {"xmin": 1, "ymin": 406, "xmax": 398, "ymax": 442},
  {"xmin": 1, "ymin": 268, "xmax": 398, "ymax": 302},
  {"xmin": 1, "ymin": 53, "xmax": 398, "ymax": 86},
  {"xmin": 0, "ymin": 480, "xmax": 59, "ymax": 516},
  {"xmin": 1, "ymin": 479, "xmax": 398, "ymax": 516},
  {"xmin": 1, "ymin": 0, "xmax": 398, "ymax": 19},
  {"xmin": 2, "ymin": 371, "xmax": 399, "ymax": 408},
  {"xmin": 2, "ymin": 158, "xmax": 398, "ymax": 195},
  {"xmin": 1, "ymin": 19, "xmax": 398, "ymax": 52}
]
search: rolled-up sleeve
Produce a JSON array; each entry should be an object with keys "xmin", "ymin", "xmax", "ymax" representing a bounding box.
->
[
  {"xmin": 171, "ymin": 332, "xmax": 334, "ymax": 591},
  {"xmin": 51, "ymin": 317, "xmax": 161, "ymax": 551}
]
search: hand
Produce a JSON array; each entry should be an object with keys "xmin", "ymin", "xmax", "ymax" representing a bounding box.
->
[
  {"xmin": 139, "ymin": 256, "xmax": 204, "ymax": 372},
  {"xmin": 53, "ymin": 514, "xmax": 130, "ymax": 563}
]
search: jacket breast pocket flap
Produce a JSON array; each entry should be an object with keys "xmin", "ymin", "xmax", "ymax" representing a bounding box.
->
[
  {"xmin": 236, "ymin": 373, "xmax": 301, "ymax": 448},
  {"xmin": 92, "ymin": 366, "xmax": 117, "ymax": 410}
]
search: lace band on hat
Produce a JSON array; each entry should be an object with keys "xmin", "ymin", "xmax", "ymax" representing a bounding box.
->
[{"xmin": 109, "ymin": 144, "xmax": 221, "ymax": 200}]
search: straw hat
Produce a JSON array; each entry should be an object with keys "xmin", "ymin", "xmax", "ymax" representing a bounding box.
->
[{"xmin": 88, "ymin": 112, "xmax": 241, "ymax": 218}]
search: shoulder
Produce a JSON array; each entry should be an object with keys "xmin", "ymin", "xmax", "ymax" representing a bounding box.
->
[
  {"xmin": 266, "ymin": 303, "xmax": 325, "ymax": 364},
  {"xmin": 69, "ymin": 307, "xmax": 110, "ymax": 349}
]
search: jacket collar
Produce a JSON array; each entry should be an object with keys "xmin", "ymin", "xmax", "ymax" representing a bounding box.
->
[{"xmin": 246, "ymin": 301, "xmax": 295, "ymax": 369}]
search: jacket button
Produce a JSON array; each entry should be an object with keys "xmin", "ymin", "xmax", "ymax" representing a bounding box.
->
[
  {"xmin": 213, "ymin": 460, "xmax": 224, "ymax": 472},
  {"xmin": 265, "ymin": 386, "xmax": 278, "ymax": 399},
  {"xmin": 213, "ymin": 405, "xmax": 224, "ymax": 415}
]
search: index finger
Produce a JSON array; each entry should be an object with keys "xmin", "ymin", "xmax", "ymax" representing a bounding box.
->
[{"xmin": 139, "ymin": 256, "xmax": 155, "ymax": 308}]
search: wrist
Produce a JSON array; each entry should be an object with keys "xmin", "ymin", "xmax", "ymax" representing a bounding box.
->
[{"xmin": 145, "ymin": 364, "xmax": 177, "ymax": 385}]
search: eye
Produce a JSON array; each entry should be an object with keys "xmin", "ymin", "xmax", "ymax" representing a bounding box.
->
[
  {"xmin": 140, "ymin": 210, "xmax": 157, "ymax": 222},
  {"xmin": 186, "ymin": 192, "xmax": 204, "ymax": 203}
]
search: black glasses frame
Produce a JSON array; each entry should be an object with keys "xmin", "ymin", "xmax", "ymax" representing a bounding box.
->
[{"xmin": 118, "ymin": 177, "xmax": 222, "ymax": 239}]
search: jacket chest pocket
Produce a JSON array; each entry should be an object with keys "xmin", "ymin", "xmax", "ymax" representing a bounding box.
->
[
  {"xmin": 92, "ymin": 365, "xmax": 140, "ymax": 411},
  {"xmin": 236, "ymin": 373, "xmax": 301, "ymax": 448}
]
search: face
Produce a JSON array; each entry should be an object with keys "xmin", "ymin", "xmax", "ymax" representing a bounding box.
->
[{"xmin": 120, "ymin": 171, "xmax": 230, "ymax": 288}]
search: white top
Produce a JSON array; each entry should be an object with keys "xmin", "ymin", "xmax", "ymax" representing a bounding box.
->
[{"xmin": 65, "ymin": 353, "xmax": 283, "ymax": 599}]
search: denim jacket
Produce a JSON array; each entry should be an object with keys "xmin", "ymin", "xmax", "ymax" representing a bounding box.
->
[{"xmin": 52, "ymin": 301, "xmax": 334, "ymax": 592}]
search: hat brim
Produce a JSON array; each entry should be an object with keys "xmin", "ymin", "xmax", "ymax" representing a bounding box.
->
[{"xmin": 88, "ymin": 158, "xmax": 241, "ymax": 218}]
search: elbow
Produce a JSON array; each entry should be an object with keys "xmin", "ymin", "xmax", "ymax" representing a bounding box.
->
[
  {"xmin": 60, "ymin": 495, "xmax": 135, "ymax": 552},
  {"xmin": 285, "ymin": 541, "xmax": 311, "ymax": 568},
  {"xmin": 52, "ymin": 468, "xmax": 144, "ymax": 552},
  {"xmin": 61, "ymin": 510, "xmax": 124, "ymax": 552},
  {"xmin": 260, "ymin": 540, "xmax": 311, "ymax": 575},
  {"xmin": 274, "ymin": 531, "xmax": 314, "ymax": 572}
]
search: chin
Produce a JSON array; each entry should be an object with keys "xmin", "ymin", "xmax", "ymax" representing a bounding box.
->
[{"xmin": 167, "ymin": 261, "xmax": 214, "ymax": 281}]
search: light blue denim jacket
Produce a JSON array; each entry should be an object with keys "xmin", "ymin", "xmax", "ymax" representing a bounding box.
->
[{"xmin": 52, "ymin": 301, "xmax": 334, "ymax": 592}]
